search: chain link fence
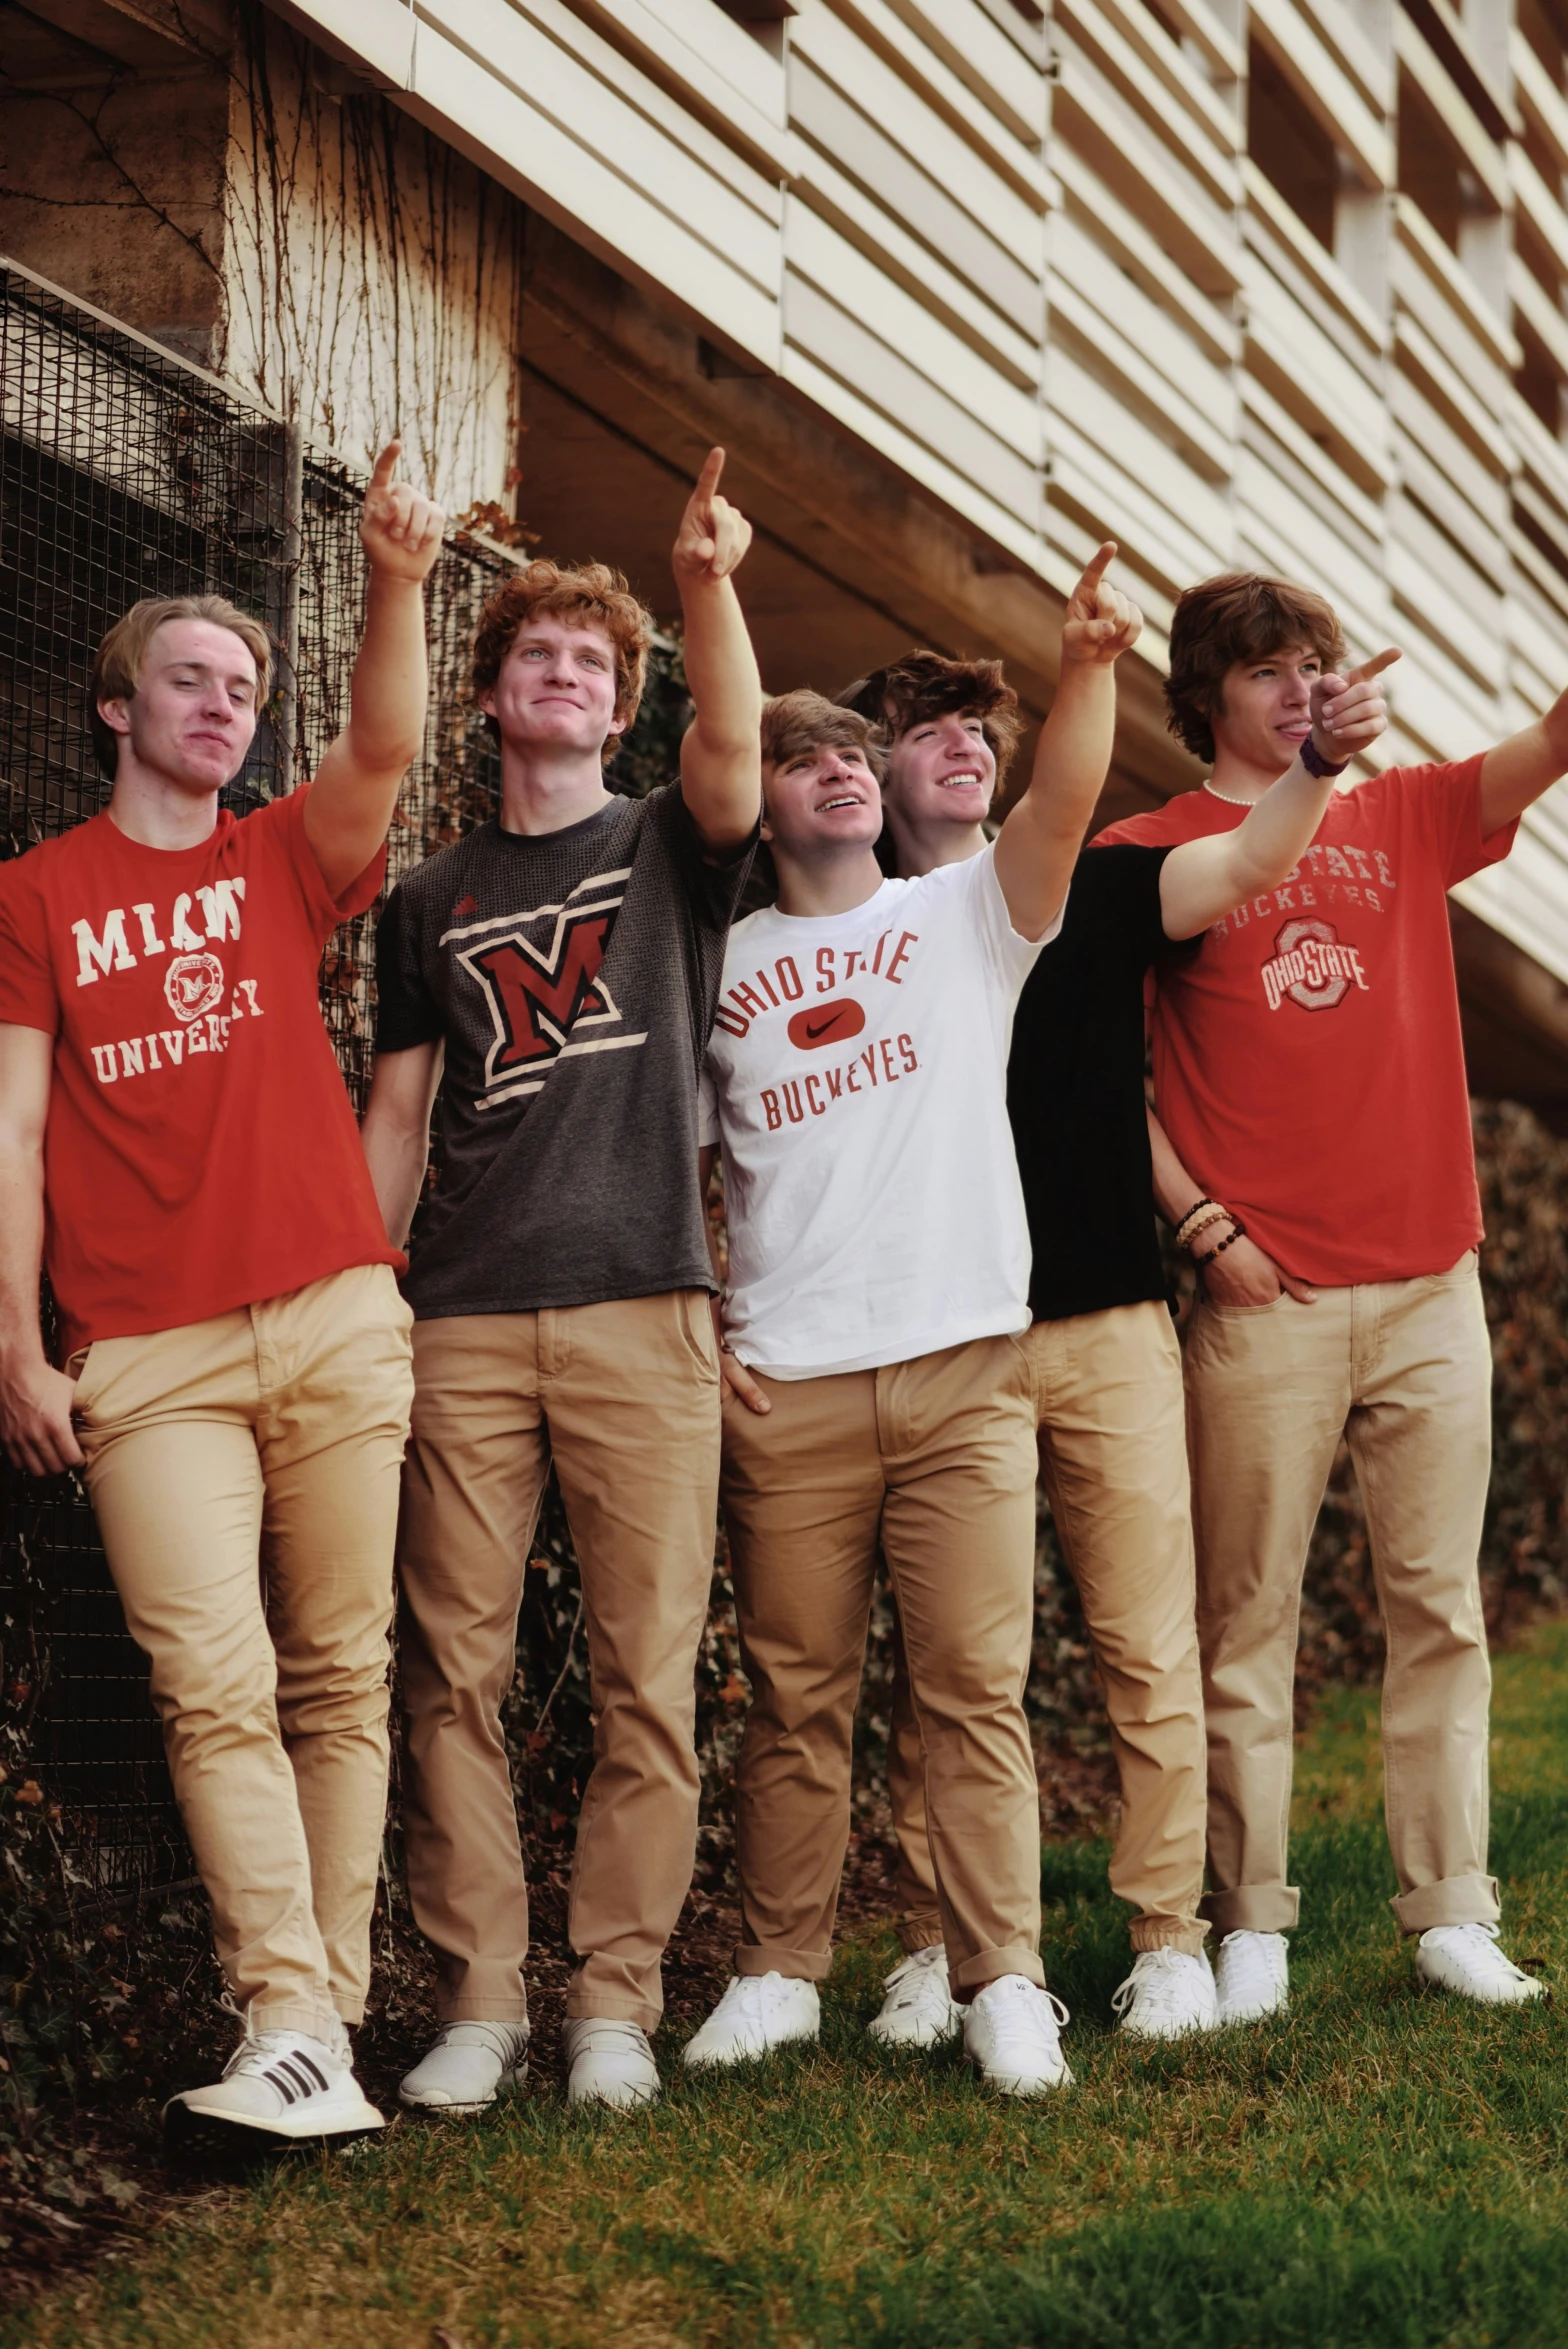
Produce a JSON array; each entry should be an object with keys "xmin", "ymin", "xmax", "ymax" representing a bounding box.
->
[{"xmin": 0, "ymin": 259, "xmax": 514, "ymax": 1882}]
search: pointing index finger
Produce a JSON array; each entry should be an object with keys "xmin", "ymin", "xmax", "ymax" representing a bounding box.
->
[
  {"xmin": 368, "ymin": 441, "xmax": 402, "ymax": 493},
  {"xmin": 692, "ymin": 447, "xmax": 726, "ymax": 506},
  {"xmin": 1077, "ymin": 541, "xmax": 1117, "ymax": 597},
  {"xmin": 1347, "ymin": 646, "xmax": 1401, "ymax": 684}
]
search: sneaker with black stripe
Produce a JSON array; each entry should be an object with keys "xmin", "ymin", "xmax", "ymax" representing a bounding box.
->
[{"xmin": 166, "ymin": 2018, "xmax": 385, "ymax": 2140}]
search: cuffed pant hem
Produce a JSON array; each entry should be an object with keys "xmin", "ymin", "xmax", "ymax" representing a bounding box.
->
[
  {"xmin": 1129, "ymin": 1921, "xmax": 1209, "ymax": 1956},
  {"xmin": 1200, "ymin": 1885, "xmax": 1301, "ymax": 1936},
  {"xmin": 436, "ymin": 1995, "xmax": 532, "ymax": 2025},
  {"xmin": 563, "ymin": 1993, "xmax": 662, "ymax": 2031},
  {"xmin": 246, "ymin": 1999, "xmax": 342, "ymax": 2042},
  {"xmin": 735, "ymin": 1943, "xmax": 831, "ymax": 1983},
  {"xmin": 1391, "ymin": 1872, "xmax": 1501, "ymax": 1936},
  {"xmin": 896, "ymin": 1915, "xmax": 945, "ymax": 1955},
  {"xmin": 953, "ymin": 1943, "xmax": 1045, "ymax": 1994}
]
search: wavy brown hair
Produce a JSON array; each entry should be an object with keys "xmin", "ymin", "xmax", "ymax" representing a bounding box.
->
[
  {"xmin": 1166, "ymin": 572, "xmax": 1346, "ymax": 764},
  {"xmin": 836, "ymin": 650, "xmax": 1023, "ymax": 783},
  {"xmin": 470, "ymin": 559, "xmax": 652, "ymax": 763},
  {"xmin": 760, "ymin": 689, "xmax": 886, "ymax": 780}
]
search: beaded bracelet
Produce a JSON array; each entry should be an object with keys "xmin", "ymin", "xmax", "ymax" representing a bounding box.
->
[
  {"xmin": 1174, "ymin": 1197, "xmax": 1220, "ymax": 1248},
  {"xmin": 1180, "ymin": 1207, "xmax": 1231, "ymax": 1253},
  {"xmin": 1195, "ymin": 1219, "xmax": 1248, "ymax": 1265}
]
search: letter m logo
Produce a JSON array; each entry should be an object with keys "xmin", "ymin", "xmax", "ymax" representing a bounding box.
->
[{"xmin": 462, "ymin": 910, "xmax": 616, "ymax": 1077}]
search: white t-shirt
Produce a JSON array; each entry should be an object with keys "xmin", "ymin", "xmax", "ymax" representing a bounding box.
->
[{"xmin": 699, "ymin": 846, "xmax": 1057, "ymax": 1378}]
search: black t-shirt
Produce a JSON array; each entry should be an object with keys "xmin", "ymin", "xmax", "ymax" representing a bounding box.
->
[
  {"xmin": 1009, "ymin": 843, "xmax": 1193, "ymax": 1322},
  {"xmin": 375, "ymin": 788, "xmax": 754, "ymax": 1318}
]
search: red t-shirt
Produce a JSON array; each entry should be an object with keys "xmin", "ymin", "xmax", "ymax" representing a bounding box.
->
[
  {"xmin": 0, "ymin": 788, "xmax": 402, "ymax": 1357},
  {"xmin": 1094, "ymin": 758, "xmax": 1516, "ymax": 1285}
]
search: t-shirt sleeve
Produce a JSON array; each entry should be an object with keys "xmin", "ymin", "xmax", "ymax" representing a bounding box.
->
[
  {"xmin": 698, "ymin": 1061, "xmax": 721, "ymax": 1148},
  {"xmin": 953, "ymin": 841, "xmax": 1063, "ymax": 996},
  {"xmin": 656, "ymin": 786, "xmax": 761, "ymax": 932},
  {"xmin": 257, "ymin": 784, "xmax": 389, "ymax": 939},
  {"xmin": 0, "ymin": 866, "xmax": 59, "ymax": 1035},
  {"xmin": 1402, "ymin": 754, "xmax": 1517, "ymax": 886},
  {"xmin": 374, "ymin": 885, "xmax": 444, "ymax": 1054}
]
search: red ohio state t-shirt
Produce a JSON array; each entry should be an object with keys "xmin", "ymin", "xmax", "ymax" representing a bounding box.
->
[
  {"xmin": 1094, "ymin": 758, "xmax": 1516, "ymax": 1286},
  {"xmin": 0, "ymin": 788, "xmax": 401, "ymax": 1358}
]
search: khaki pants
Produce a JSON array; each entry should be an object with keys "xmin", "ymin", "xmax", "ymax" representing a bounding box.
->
[
  {"xmin": 397, "ymin": 1292, "xmax": 720, "ymax": 2032},
  {"xmin": 720, "ymin": 1334, "xmax": 1045, "ymax": 1995},
  {"xmin": 888, "ymin": 1302, "xmax": 1207, "ymax": 1957},
  {"xmin": 74, "ymin": 1264, "xmax": 414, "ymax": 2040},
  {"xmin": 1185, "ymin": 1256, "xmax": 1497, "ymax": 1936}
]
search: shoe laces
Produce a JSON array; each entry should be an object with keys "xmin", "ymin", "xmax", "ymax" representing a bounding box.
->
[
  {"xmin": 723, "ymin": 1972, "xmax": 803, "ymax": 2021},
  {"xmin": 223, "ymin": 2029, "xmax": 335, "ymax": 2093},
  {"xmin": 980, "ymin": 1976, "xmax": 1070, "ymax": 2037},
  {"xmin": 1426, "ymin": 1923, "xmax": 1528, "ymax": 1975},
  {"xmin": 1220, "ymin": 1931, "xmax": 1286, "ymax": 1995},
  {"xmin": 882, "ymin": 1946, "xmax": 947, "ymax": 1996},
  {"xmin": 569, "ymin": 2016, "xmax": 652, "ymax": 2055},
  {"xmin": 1111, "ymin": 1949, "xmax": 1200, "ymax": 2020}
]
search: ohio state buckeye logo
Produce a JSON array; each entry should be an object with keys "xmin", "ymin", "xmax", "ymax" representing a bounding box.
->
[
  {"xmin": 163, "ymin": 952, "xmax": 226, "ymax": 1023},
  {"xmin": 1259, "ymin": 918, "xmax": 1369, "ymax": 1014}
]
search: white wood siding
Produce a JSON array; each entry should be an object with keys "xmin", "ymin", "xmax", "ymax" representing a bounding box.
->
[{"xmin": 280, "ymin": 0, "xmax": 1568, "ymax": 985}]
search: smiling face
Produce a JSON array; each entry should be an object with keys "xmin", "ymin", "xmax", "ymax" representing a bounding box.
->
[
  {"xmin": 481, "ymin": 615, "xmax": 626, "ymax": 760},
  {"xmin": 1210, "ymin": 642, "xmax": 1322, "ymax": 776},
  {"xmin": 882, "ymin": 709, "xmax": 996, "ymax": 838},
  {"xmin": 97, "ymin": 617, "xmax": 261, "ymax": 798},
  {"xmin": 762, "ymin": 739, "xmax": 885, "ymax": 861}
]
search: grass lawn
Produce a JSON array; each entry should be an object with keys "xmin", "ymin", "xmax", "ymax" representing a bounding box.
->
[{"xmin": 7, "ymin": 1621, "xmax": 1568, "ymax": 2349}]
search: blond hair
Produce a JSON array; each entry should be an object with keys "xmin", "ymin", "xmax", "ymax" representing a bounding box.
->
[{"xmin": 90, "ymin": 596, "xmax": 273, "ymax": 778}]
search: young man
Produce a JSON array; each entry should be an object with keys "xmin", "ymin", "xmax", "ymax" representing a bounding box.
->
[
  {"xmin": 821, "ymin": 638, "xmax": 1394, "ymax": 2044},
  {"xmin": 1098, "ymin": 569, "xmax": 1557, "ymax": 2020},
  {"xmin": 686, "ymin": 547, "xmax": 1139, "ymax": 2099},
  {"xmin": 0, "ymin": 447, "xmax": 445, "ymax": 2138},
  {"xmin": 360, "ymin": 451, "xmax": 761, "ymax": 2114}
]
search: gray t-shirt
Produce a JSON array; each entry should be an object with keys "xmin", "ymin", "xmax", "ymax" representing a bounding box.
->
[{"xmin": 374, "ymin": 788, "xmax": 754, "ymax": 1318}]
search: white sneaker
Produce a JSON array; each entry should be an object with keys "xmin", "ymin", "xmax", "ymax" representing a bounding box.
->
[
  {"xmin": 1214, "ymin": 1930, "xmax": 1290, "ymax": 2024},
  {"xmin": 167, "ymin": 2019, "xmax": 383, "ymax": 2140},
  {"xmin": 1415, "ymin": 1923, "xmax": 1546, "ymax": 2007},
  {"xmin": 867, "ymin": 1945, "xmax": 962, "ymax": 2049},
  {"xmin": 681, "ymin": 1973, "xmax": 820, "ymax": 2069},
  {"xmin": 962, "ymin": 1975, "xmax": 1073, "ymax": 2095},
  {"xmin": 398, "ymin": 2020, "xmax": 531, "ymax": 2115},
  {"xmin": 563, "ymin": 2018, "xmax": 661, "ymax": 2109},
  {"xmin": 1111, "ymin": 1949, "xmax": 1220, "ymax": 2041}
]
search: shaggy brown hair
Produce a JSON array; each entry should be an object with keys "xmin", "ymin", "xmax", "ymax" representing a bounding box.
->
[
  {"xmin": 91, "ymin": 596, "xmax": 273, "ymax": 779},
  {"xmin": 835, "ymin": 650, "xmax": 1023, "ymax": 784},
  {"xmin": 1166, "ymin": 573, "xmax": 1347, "ymax": 764},
  {"xmin": 760, "ymin": 689, "xmax": 886, "ymax": 780},
  {"xmin": 470, "ymin": 559, "xmax": 652, "ymax": 763}
]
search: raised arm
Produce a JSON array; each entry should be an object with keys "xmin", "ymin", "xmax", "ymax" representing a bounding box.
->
[
  {"xmin": 1159, "ymin": 650, "xmax": 1399, "ymax": 939},
  {"xmin": 303, "ymin": 442, "xmax": 446, "ymax": 897},
  {"xmin": 674, "ymin": 449, "xmax": 762, "ymax": 853},
  {"xmin": 1478, "ymin": 684, "xmax": 1568, "ymax": 834},
  {"xmin": 0, "ymin": 1024, "xmax": 82, "ymax": 1477},
  {"xmin": 993, "ymin": 543, "xmax": 1142, "ymax": 941},
  {"xmin": 361, "ymin": 1040, "xmax": 444, "ymax": 1248}
]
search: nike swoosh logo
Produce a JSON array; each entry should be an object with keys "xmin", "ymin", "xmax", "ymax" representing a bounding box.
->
[{"xmin": 804, "ymin": 1014, "xmax": 845, "ymax": 1039}]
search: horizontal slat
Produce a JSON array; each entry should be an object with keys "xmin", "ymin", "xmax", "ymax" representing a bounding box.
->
[
  {"xmin": 783, "ymin": 342, "xmax": 1048, "ymax": 565},
  {"xmin": 875, "ymin": 0, "xmax": 1047, "ymax": 144},
  {"xmin": 1048, "ymin": 258, "xmax": 1234, "ymax": 483},
  {"xmin": 787, "ymin": 203, "xmax": 1043, "ymax": 454},
  {"xmin": 809, "ymin": 0, "xmax": 1052, "ymax": 207},
  {"xmin": 1053, "ymin": 55, "xmax": 1242, "ymax": 299},
  {"xmin": 1396, "ymin": 10, "xmax": 1512, "ymax": 214},
  {"xmin": 1051, "ymin": 142, "xmax": 1239, "ymax": 367},
  {"xmin": 407, "ymin": 14, "xmax": 782, "ymax": 361},
  {"xmin": 789, "ymin": 58, "xmax": 1041, "ymax": 335},
  {"xmin": 794, "ymin": 151, "xmax": 1041, "ymax": 382},
  {"xmin": 792, "ymin": 3, "xmax": 1045, "ymax": 245},
  {"xmin": 786, "ymin": 272, "xmax": 1042, "ymax": 520},
  {"xmin": 1248, "ymin": 0, "xmax": 1393, "ymax": 189}
]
